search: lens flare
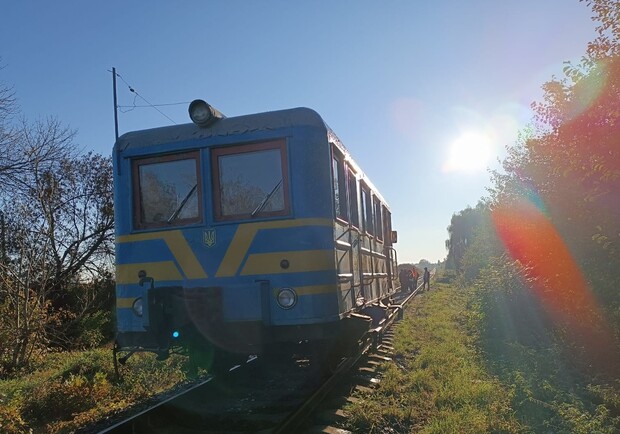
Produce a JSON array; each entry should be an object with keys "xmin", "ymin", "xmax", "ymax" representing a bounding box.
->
[
  {"xmin": 491, "ymin": 193, "xmax": 616, "ymax": 370},
  {"xmin": 492, "ymin": 198, "xmax": 593, "ymax": 315}
]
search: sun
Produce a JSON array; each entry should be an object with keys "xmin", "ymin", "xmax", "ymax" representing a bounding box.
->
[{"xmin": 443, "ymin": 129, "xmax": 494, "ymax": 173}]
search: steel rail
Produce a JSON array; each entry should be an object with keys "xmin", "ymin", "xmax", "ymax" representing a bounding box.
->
[
  {"xmin": 97, "ymin": 375, "xmax": 215, "ymax": 434},
  {"xmin": 95, "ymin": 275, "xmax": 431, "ymax": 433},
  {"xmin": 270, "ymin": 294, "xmax": 408, "ymax": 434},
  {"xmin": 97, "ymin": 356, "xmax": 258, "ymax": 434}
]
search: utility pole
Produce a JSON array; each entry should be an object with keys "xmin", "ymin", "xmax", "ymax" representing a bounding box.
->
[
  {"xmin": 112, "ymin": 67, "xmax": 119, "ymax": 142},
  {"xmin": 0, "ymin": 210, "xmax": 5, "ymax": 265},
  {"xmin": 0, "ymin": 210, "xmax": 4, "ymax": 304}
]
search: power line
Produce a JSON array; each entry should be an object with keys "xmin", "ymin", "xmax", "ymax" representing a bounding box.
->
[
  {"xmin": 113, "ymin": 71, "xmax": 178, "ymax": 125},
  {"xmin": 118, "ymin": 101, "xmax": 191, "ymax": 108}
]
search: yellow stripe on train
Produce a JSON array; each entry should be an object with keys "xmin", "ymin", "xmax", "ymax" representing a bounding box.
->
[
  {"xmin": 241, "ymin": 250, "xmax": 335, "ymax": 275},
  {"xmin": 116, "ymin": 297, "xmax": 137, "ymax": 308},
  {"xmin": 116, "ymin": 261, "xmax": 183, "ymax": 284},
  {"xmin": 117, "ymin": 230, "xmax": 207, "ymax": 279},
  {"xmin": 217, "ymin": 218, "xmax": 333, "ymax": 278},
  {"xmin": 284, "ymin": 284, "xmax": 336, "ymax": 295}
]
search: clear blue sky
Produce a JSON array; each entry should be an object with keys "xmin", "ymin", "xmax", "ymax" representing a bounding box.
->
[{"xmin": 1, "ymin": 1, "xmax": 597, "ymax": 264}]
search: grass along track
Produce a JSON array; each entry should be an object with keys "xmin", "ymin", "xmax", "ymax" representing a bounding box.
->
[
  {"xmin": 339, "ymin": 276, "xmax": 620, "ymax": 433},
  {"xmin": 340, "ymin": 281, "xmax": 521, "ymax": 433},
  {"xmin": 3, "ymin": 275, "xmax": 617, "ymax": 433}
]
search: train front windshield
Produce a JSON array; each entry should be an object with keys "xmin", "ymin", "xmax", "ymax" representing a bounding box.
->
[{"xmin": 132, "ymin": 151, "xmax": 202, "ymax": 229}]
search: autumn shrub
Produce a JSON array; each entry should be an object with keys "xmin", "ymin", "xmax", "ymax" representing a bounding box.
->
[
  {"xmin": 18, "ymin": 350, "xmax": 115, "ymax": 425},
  {"xmin": 74, "ymin": 310, "xmax": 114, "ymax": 349},
  {"xmin": 0, "ymin": 395, "xmax": 29, "ymax": 434},
  {"xmin": 433, "ymin": 268, "xmax": 456, "ymax": 284},
  {"xmin": 24, "ymin": 374, "xmax": 98, "ymax": 423},
  {"xmin": 0, "ymin": 289, "xmax": 50, "ymax": 376},
  {"xmin": 0, "ymin": 347, "xmax": 190, "ymax": 433}
]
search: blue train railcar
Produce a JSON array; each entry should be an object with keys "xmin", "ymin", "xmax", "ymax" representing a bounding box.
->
[{"xmin": 113, "ymin": 100, "xmax": 399, "ymax": 360}]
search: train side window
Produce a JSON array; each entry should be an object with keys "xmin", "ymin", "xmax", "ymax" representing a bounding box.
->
[
  {"xmin": 132, "ymin": 151, "xmax": 202, "ymax": 229},
  {"xmin": 374, "ymin": 197, "xmax": 383, "ymax": 241},
  {"xmin": 347, "ymin": 168, "xmax": 359, "ymax": 228},
  {"xmin": 212, "ymin": 140, "xmax": 290, "ymax": 221},
  {"xmin": 383, "ymin": 206, "xmax": 392, "ymax": 246},
  {"xmin": 361, "ymin": 184, "xmax": 373, "ymax": 236},
  {"xmin": 332, "ymin": 153, "xmax": 349, "ymax": 222}
]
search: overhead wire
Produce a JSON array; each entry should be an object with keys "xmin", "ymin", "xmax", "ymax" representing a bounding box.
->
[
  {"xmin": 118, "ymin": 102, "xmax": 190, "ymax": 108},
  {"xmin": 112, "ymin": 71, "xmax": 179, "ymax": 125}
]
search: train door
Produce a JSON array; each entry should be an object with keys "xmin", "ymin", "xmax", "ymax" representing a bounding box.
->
[
  {"xmin": 347, "ymin": 168, "xmax": 362, "ymax": 306},
  {"xmin": 383, "ymin": 206, "xmax": 398, "ymax": 291},
  {"xmin": 360, "ymin": 183, "xmax": 374, "ymax": 302},
  {"xmin": 373, "ymin": 196, "xmax": 388, "ymax": 297},
  {"xmin": 332, "ymin": 153, "xmax": 355, "ymax": 312}
]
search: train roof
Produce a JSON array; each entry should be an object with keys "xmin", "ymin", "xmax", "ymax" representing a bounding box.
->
[
  {"xmin": 114, "ymin": 107, "xmax": 327, "ymax": 151},
  {"xmin": 114, "ymin": 106, "xmax": 389, "ymax": 207}
]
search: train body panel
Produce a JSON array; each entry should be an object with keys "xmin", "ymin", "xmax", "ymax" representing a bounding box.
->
[{"xmin": 113, "ymin": 106, "xmax": 398, "ymax": 355}]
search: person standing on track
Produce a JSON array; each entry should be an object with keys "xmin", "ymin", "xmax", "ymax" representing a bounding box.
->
[
  {"xmin": 411, "ymin": 267, "xmax": 419, "ymax": 292},
  {"xmin": 406, "ymin": 269, "xmax": 414, "ymax": 292},
  {"xmin": 399, "ymin": 268, "xmax": 410, "ymax": 293},
  {"xmin": 422, "ymin": 267, "xmax": 431, "ymax": 291}
]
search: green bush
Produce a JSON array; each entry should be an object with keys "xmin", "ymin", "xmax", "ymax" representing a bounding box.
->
[
  {"xmin": 0, "ymin": 346, "xmax": 191, "ymax": 433},
  {"xmin": 0, "ymin": 395, "xmax": 30, "ymax": 434},
  {"xmin": 471, "ymin": 257, "xmax": 620, "ymax": 432},
  {"xmin": 24, "ymin": 374, "xmax": 97, "ymax": 423},
  {"xmin": 75, "ymin": 311, "xmax": 114, "ymax": 349}
]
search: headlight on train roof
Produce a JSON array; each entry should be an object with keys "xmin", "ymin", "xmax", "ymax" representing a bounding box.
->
[
  {"xmin": 189, "ymin": 99, "xmax": 225, "ymax": 127},
  {"xmin": 276, "ymin": 288, "xmax": 297, "ymax": 309},
  {"xmin": 131, "ymin": 297, "xmax": 143, "ymax": 317}
]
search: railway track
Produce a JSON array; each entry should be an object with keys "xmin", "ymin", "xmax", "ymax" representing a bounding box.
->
[{"xmin": 89, "ymin": 286, "xmax": 423, "ymax": 434}]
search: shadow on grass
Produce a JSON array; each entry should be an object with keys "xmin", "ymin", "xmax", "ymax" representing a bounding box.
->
[{"xmin": 475, "ymin": 280, "xmax": 620, "ymax": 433}]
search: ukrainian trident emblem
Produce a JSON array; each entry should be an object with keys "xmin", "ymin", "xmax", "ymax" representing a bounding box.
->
[{"xmin": 203, "ymin": 228, "xmax": 216, "ymax": 247}]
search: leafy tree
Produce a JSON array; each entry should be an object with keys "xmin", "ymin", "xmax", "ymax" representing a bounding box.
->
[
  {"xmin": 470, "ymin": 0, "xmax": 620, "ymax": 375},
  {"xmin": 441, "ymin": 2, "xmax": 620, "ymax": 427},
  {"xmin": 445, "ymin": 202, "xmax": 489, "ymax": 271},
  {"xmin": 0, "ymin": 76, "xmax": 114, "ymax": 372},
  {"xmin": 459, "ymin": 213, "xmax": 503, "ymax": 283}
]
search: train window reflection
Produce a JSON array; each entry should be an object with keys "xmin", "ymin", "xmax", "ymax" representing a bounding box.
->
[
  {"xmin": 361, "ymin": 185, "xmax": 373, "ymax": 235},
  {"xmin": 348, "ymin": 168, "xmax": 359, "ymax": 228},
  {"xmin": 133, "ymin": 152, "xmax": 202, "ymax": 228},
  {"xmin": 212, "ymin": 140, "xmax": 290, "ymax": 221},
  {"xmin": 332, "ymin": 154, "xmax": 348, "ymax": 222},
  {"xmin": 374, "ymin": 198, "xmax": 383, "ymax": 241}
]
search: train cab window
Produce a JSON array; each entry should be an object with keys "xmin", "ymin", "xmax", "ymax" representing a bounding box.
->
[
  {"xmin": 347, "ymin": 169, "xmax": 359, "ymax": 228},
  {"xmin": 212, "ymin": 140, "xmax": 290, "ymax": 221},
  {"xmin": 361, "ymin": 184, "xmax": 373, "ymax": 236},
  {"xmin": 132, "ymin": 151, "xmax": 202, "ymax": 228},
  {"xmin": 332, "ymin": 154, "xmax": 348, "ymax": 222},
  {"xmin": 374, "ymin": 197, "xmax": 383, "ymax": 241}
]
